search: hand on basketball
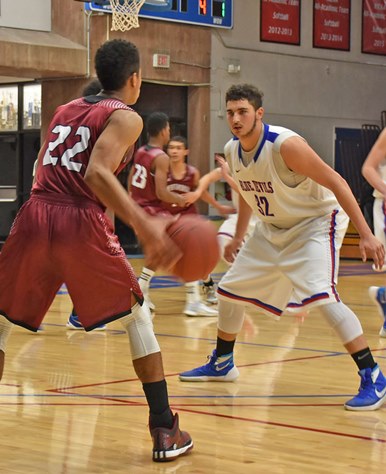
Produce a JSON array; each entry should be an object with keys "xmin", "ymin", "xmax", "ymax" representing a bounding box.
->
[
  {"xmin": 136, "ymin": 215, "xmax": 183, "ymax": 271},
  {"xmin": 359, "ymin": 234, "xmax": 385, "ymax": 270}
]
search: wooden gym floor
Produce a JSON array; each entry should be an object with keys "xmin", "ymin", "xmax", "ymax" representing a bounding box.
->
[{"xmin": 0, "ymin": 257, "xmax": 385, "ymax": 473}]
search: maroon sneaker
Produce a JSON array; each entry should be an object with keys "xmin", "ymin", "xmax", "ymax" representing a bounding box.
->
[{"xmin": 150, "ymin": 413, "xmax": 193, "ymax": 462}]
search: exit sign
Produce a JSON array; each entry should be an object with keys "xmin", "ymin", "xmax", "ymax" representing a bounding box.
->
[{"xmin": 153, "ymin": 53, "xmax": 170, "ymax": 68}]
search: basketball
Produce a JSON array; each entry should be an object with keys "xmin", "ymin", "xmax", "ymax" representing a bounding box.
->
[{"xmin": 166, "ymin": 214, "xmax": 220, "ymax": 282}]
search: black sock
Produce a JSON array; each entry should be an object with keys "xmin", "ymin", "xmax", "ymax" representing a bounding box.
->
[
  {"xmin": 216, "ymin": 337, "xmax": 235, "ymax": 357},
  {"xmin": 143, "ymin": 380, "xmax": 173, "ymax": 428},
  {"xmin": 351, "ymin": 347, "xmax": 376, "ymax": 371},
  {"xmin": 203, "ymin": 277, "xmax": 214, "ymax": 286}
]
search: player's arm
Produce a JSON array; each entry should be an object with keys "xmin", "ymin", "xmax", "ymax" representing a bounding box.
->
[
  {"xmin": 153, "ymin": 153, "xmax": 186, "ymax": 206},
  {"xmin": 281, "ymin": 136, "xmax": 384, "ymax": 268},
  {"xmin": 84, "ymin": 109, "xmax": 181, "ymax": 270},
  {"xmin": 362, "ymin": 129, "xmax": 386, "ymax": 197},
  {"xmin": 127, "ymin": 165, "xmax": 134, "ymax": 195},
  {"xmin": 223, "ymin": 194, "xmax": 252, "ymax": 263},
  {"xmin": 189, "ymin": 168, "xmax": 234, "ymax": 215}
]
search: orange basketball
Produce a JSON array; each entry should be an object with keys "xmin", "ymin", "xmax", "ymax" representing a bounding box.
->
[{"xmin": 166, "ymin": 214, "xmax": 220, "ymax": 282}]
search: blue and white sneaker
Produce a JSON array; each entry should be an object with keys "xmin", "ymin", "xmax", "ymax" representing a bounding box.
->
[
  {"xmin": 179, "ymin": 350, "xmax": 239, "ymax": 382},
  {"xmin": 66, "ymin": 312, "xmax": 106, "ymax": 331},
  {"xmin": 344, "ymin": 364, "xmax": 386, "ymax": 411},
  {"xmin": 368, "ymin": 286, "xmax": 386, "ymax": 337}
]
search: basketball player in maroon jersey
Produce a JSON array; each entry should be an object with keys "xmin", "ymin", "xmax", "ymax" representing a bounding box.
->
[
  {"xmin": 130, "ymin": 124, "xmax": 221, "ymax": 316},
  {"xmin": 163, "ymin": 136, "xmax": 234, "ymax": 310},
  {"xmin": 0, "ymin": 39, "xmax": 192, "ymax": 462}
]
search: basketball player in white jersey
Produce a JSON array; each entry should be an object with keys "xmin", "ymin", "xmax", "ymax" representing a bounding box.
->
[
  {"xmin": 180, "ymin": 83, "xmax": 386, "ymax": 411},
  {"xmin": 362, "ymin": 127, "xmax": 386, "ymax": 337}
]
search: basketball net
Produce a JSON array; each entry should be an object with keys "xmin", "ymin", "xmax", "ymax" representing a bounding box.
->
[{"xmin": 110, "ymin": 0, "xmax": 146, "ymax": 31}]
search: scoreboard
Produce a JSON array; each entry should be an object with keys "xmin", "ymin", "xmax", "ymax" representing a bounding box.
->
[{"xmin": 86, "ymin": 0, "xmax": 233, "ymax": 29}]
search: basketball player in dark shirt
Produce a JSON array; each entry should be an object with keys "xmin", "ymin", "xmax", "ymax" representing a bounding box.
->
[{"xmin": 0, "ymin": 39, "xmax": 192, "ymax": 462}]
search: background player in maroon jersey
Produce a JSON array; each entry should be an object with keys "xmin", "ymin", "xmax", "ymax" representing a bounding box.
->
[
  {"xmin": 163, "ymin": 136, "xmax": 234, "ymax": 311},
  {"xmin": 129, "ymin": 112, "xmax": 189, "ymax": 311},
  {"xmin": 0, "ymin": 39, "xmax": 192, "ymax": 462}
]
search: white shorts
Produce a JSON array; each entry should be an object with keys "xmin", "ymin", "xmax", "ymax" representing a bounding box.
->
[
  {"xmin": 373, "ymin": 198, "xmax": 386, "ymax": 248},
  {"xmin": 217, "ymin": 209, "xmax": 349, "ymax": 318}
]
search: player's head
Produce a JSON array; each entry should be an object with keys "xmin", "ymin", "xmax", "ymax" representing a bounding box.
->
[
  {"xmin": 167, "ymin": 136, "xmax": 189, "ymax": 162},
  {"xmin": 225, "ymin": 84, "xmax": 264, "ymax": 139},
  {"xmin": 146, "ymin": 112, "xmax": 170, "ymax": 144},
  {"xmin": 94, "ymin": 39, "xmax": 141, "ymax": 103},
  {"xmin": 82, "ymin": 79, "xmax": 102, "ymax": 96},
  {"xmin": 225, "ymin": 84, "xmax": 264, "ymax": 111}
]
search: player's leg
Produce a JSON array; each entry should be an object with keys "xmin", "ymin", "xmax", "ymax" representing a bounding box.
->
[
  {"xmin": 202, "ymin": 275, "xmax": 218, "ymax": 304},
  {"xmin": 120, "ymin": 300, "xmax": 193, "ymax": 461},
  {"xmin": 180, "ymin": 297, "xmax": 242, "ymax": 381},
  {"xmin": 367, "ymin": 198, "xmax": 386, "ymax": 336},
  {"xmin": 319, "ymin": 302, "xmax": 386, "ymax": 410},
  {"xmin": 180, "ymin": 235, "xmax": 288, "ymax": 381},
  {"xmin": 65, "ymin": 208, "xmax": 192, "ymax": 460},
  {"xmin": 184, "ymin": 281, "xmax": 218, "ymax": 317},
  {"xmin": 291, "ymin": 210, "xmax": 386, "ymax": 410},
  {"xmin": 138, "ymin": 267, "xmax": 156, "ymax": 311}
]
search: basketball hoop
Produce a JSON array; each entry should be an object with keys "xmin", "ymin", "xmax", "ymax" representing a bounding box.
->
[{"xmin": 110, "ymin": 0, "xmax": 146, "ymax": 31}]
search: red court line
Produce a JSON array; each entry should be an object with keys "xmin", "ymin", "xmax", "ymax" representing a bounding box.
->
[
  {"xmin": 45, "ymin": 353, "xmax": 339, "ymax": 392},
  {"xmin": 45, "ymin": 347, "xmax": 386, "ymax": 393},
  {"xmin": 173, "ymin": 408, "xmax": 386, "ymax": 444}
]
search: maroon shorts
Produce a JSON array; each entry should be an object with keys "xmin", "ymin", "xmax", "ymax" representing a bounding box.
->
[{"xmin": 0, "ymin": 193, "xmax": 142, "ymax": 331}]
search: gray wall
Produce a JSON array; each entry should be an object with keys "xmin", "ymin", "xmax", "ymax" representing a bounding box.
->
[
  {"xmin": 210, "ymin": 0, "xmax": 386, "ymax": 167},
  {"xmin": 0, "ymin": 0, "xmax": 51, "ymax": 31}
]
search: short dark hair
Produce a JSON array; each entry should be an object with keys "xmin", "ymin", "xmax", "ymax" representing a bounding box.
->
[
  {"xmin": 95, "ymin": 39, "xmax": 140, "ymax": 91},
  {"xmin": 146, "ymin": 112, "xmax": 169, "ymax": 138},
  {"xmin": 168, "ymin": 135, "xmax": 188, "ymax": 148},
  {"xmin": 226, "ymin": 84, "xmax": 264, "ymax": 110},
  {"xmin": 82, "ymin": 79, "xmax": 101, "ymax": 96}
]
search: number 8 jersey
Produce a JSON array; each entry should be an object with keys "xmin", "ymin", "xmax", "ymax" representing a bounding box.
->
[{"xmin": 33, "ymin": 96, "xmax": 135, "ymax": 206}]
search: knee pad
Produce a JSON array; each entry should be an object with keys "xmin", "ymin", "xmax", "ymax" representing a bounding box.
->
[
  {"xmin": 318, "ymin": 302, "xmax": 363, "ymax": 344},
  {"xmin": 218, "ymin": 298, "xmax": 245, "ymax": 334},
  {"xmin": 120, "ymin": 303, "xmax": 160, "ymax": 360}
]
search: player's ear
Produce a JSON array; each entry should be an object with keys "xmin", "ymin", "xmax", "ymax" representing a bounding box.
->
[
  {"xmin": 256, "ymin": 107, "xmax": 264, "ymax": 119},
  {"xmin": 129, "ymin": 71, "xmax": 139, "ymax": 88}
]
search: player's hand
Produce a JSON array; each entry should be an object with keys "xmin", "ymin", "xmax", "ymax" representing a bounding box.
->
[
  {"xmin": 136, "ymin": 215, "xmax": 182, "ymax": 270},
  {"xmin": 216, "ymin": 204, "xmax": 237, "ymax": 216},
  {"xmin": 223, "ymin": 237, "xmax": 243, "ymax": 264},
  {"xmin": 359, "ymin": 234, "xmax": 385, "ymax": 270},
  {"xmin": 215, "ymin": 155, "xmax": 231, "ymax": 178},
  {"xmin": 183, "ymin": 190, "xmax": 201, "ymax": 205}
]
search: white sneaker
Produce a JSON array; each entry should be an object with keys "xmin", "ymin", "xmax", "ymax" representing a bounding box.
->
[
  {"xmin": 372, "ymin": 264, "xmax": 386, "ymax": 272},
  {"xmin": 184, "ymin": 301, "xmax": 218, "ymax": 317}
]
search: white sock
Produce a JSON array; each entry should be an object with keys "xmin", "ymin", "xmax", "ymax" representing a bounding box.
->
[
  {"xmin": 138, "ymin": 268, "xmax": 155, "ymax": 292},
  {"xmin": 185, "ymin": 281, "xmax": 200, "ymax": 304}
]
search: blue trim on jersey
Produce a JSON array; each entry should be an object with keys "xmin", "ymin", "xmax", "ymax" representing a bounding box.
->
[
  {"xmin": 217, "ymin": 286, "xmax": 282, "ymax": 316},
  {"xmin": 237, "ymin": 123, "xmax": 277, "ymax": 164}
]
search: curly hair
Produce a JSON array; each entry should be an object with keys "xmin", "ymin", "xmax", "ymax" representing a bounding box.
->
[
  {"xmin": 225, "ymin": 84, "xmax": 264, "ymax": 110},
  {"xmin": 95, "ymin": 39, "xmax": 140, "ymax": 91}
]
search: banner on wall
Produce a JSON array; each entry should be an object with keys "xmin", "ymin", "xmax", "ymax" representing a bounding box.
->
[
  {"xmin": 260, "ymin": 0, "xmax": 301, "ymax": 45},
  {"xmin": 313, "ymin": 0, "xmax": 351, "ymax": 51},
  {"xmin": 362, "ymin": 0, "xmax": 386, "ymax": 55}
]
